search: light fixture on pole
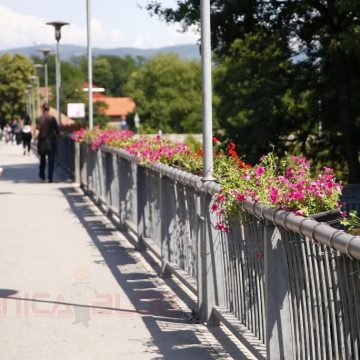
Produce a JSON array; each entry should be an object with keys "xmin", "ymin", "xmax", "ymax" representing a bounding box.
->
[
  {"xmin": 37, "ymin": 48, "xmax": 51, "ymax": 104},
  {"xmin": 200, "ymin": 0, "xmax": 214, "ymax": 180},
  {"xmin": 34, "ymin": 64, "xmax": 43, "ymax": 116},
  {"xmin": 46, "ymin": 21, "xmax": 69, "ymax": 125},
  {"xmin": 26, "ymin": 84, "xmax": 34, "ymax": 122},
  {"xmin": 86, "ymin": 0, "xmax": 94, "ymax": 129},
  {"xmin": 28, "ymin": 76, "xmax": 39, "ymax": 119},
  {"xmin": 25, "ymin": 89, "xmax": 31, "ymax": 117}
]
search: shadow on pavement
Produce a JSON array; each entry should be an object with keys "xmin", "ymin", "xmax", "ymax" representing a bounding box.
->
[
  {"xmin": 60, "ymin": 186, "xmax": 219, "ymax": 360},
  {"xmin": 1, "ymin": 163, "xmax": 42, "ymax": 184}
]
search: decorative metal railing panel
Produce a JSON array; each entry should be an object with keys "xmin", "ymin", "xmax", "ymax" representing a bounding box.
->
[
  {"xmin": 221, "ymin": 215, "xmax": 265, "ymax": 343},
  {"xmin": 58, "ymin": 139, "xmax": 360, "ymax": 360}
]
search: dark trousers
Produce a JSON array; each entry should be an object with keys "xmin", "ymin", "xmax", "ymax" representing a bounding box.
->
[
  {"xmin": 39, "ymin": 151, "xmax": 55, "ymax": 181},
  {"xmin": 22, "ymin": 134, "xmax": 32, "ymax": 152}
]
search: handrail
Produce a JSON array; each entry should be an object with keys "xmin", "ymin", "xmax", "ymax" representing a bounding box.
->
[{"xmin": 99, "ymin": 143, "xmax": 360, "ymax": 260}]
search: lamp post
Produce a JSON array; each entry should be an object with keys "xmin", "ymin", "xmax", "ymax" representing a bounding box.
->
[
  {"xmin": 26, "ymin": 84, "xmax": 34, "ymax": 122},
  {"xmin": 34, "ymin": 64, "xmax": 43, "ymax": 116},
  {"xmin": 200, "ymin": 0, "xmax": 214, "ymax": 180},
  {"xmin": 29, "ymin": 75, "xmax": 40, "ymax": 119},
  {"xmin": 37, "ymin": 48, "xmax": 51, "ymax": 104},
  {"xmin": 87, "ymin": 0, "xmax": 94, "ymax": 130},
  {"xmin": 28, "ymin": 76, "xmax": 39, "ymax": 119},
  {"xmin": 25, "ymin": 88, "xmax": 31, "ymax": 116},
  {"xmin": 46, "ymin": 21, "xmax": 69, "ymax": 125}
]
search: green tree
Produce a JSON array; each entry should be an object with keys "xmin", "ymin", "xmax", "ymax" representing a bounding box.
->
[
  {"xmin": 147, "ymin": 0, "xmax": 360, "ymax": 182},
  {"xmin": 98, "ymin": 55, "xmax": 139, "ymax": 96},
  {"xmin": 59, "ymin": 61, "xmax": 85, "ymax": 112},
  {"xmin": 125, "ymin": 53, "xmax": 203, "ymax": 133},
  {"xmin": 214, "ymin": 31, "xmax": 313, "ymax": 163},
  {"xmin": 93, "ymin": 57, "xmax": 113, "ymax": 94},
  {"xmin": 0, "ymin": 53, "xmax": 34, "ymax": 122}
]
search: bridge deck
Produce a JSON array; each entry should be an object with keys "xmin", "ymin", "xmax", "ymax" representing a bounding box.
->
[{"xmin": 0, "ymin": 142, "xmax": 253, "ymax": 360}]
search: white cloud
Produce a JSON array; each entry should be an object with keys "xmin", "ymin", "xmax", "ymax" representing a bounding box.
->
[
  {"xmin": 0, "ymin": 5, "xmax": 53, "ymax": 48},
  {"xmin": 0, "ymin": 5, "xmax": 198, "ymax": 50}
]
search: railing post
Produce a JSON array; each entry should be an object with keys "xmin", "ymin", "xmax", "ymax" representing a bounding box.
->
[
  {"xmin": 74, "ymin": 142, "xmax": 80, "ymax": 184},
  {"xmin": 160, "ymin": 174, "xmax": 172, "ymax": 277},
  {"xmin": 264, "ymin": 221, "xmax": 295, "ymax": 359},
  {"xmin": 136, "ymin": 165, "xmax": 146, "ymax": 251},
  {"xmin": 198, "ymin": 191, "xmax": 224, "ymax": 325}
]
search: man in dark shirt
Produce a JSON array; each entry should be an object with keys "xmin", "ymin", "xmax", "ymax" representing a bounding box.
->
[{"xmin": 36, "ymin": 103, "xmax": 59, "ymax": 182}]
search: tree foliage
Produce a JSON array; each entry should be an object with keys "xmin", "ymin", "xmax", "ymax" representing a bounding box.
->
[
  {"xmin": 125, "ymin": 53, "xmax": 203, "ymax": 133},
  {"xmin": 59, "ymin": 61, "xmax": 85, "ymax": 112},
  {"xmin": 0, "ymin": 53, "xmax": 34, "ymax": 122},
  {"xmin": 146, "ymin": 0, "xmax": 360, "ymax": 182},
  {"xmin": 215, "ymin": 31, "xmax": 308, "ymax": 163}
]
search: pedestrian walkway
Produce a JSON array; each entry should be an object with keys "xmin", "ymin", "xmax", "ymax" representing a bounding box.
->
[{"xmin": 0, "ymin": 143, "xmax": 254, "ymax": 360}]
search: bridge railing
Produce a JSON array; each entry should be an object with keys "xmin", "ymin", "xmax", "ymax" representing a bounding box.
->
[{"xmin": 59, "ymin": 140, "xmax": 360, "ymax": 360}]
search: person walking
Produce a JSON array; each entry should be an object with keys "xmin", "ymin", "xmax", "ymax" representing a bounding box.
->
[
  {"xmin": 10, "ymin": 119, "xmax": 19, "ymax": 145},
  {"xmin": 36, "ymin": 104, "xmax": 59, "ymax": 182},
  {"xmin": 21, "ymin": 114, "xmax": 32, "ymax": 155},
  {"xmin": 3, "ymin": 123, "xmax": 11, "ymax": 144}
]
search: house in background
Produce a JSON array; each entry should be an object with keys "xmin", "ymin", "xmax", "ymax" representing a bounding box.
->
[
  {"xmin": 39, "ymin": 84, "xmax": 136, "ymax": 126},
  {"xmin": 83, "ymin": 83, "xmax": 136, "ymax": 126}
]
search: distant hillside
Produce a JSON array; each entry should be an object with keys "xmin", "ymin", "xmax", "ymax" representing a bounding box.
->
[{"xmin": 0, "ymin": 44, "xmax": 200, "ymax": 61}]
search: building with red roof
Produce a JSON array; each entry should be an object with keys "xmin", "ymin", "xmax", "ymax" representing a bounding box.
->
[{"xmin": 83, "ymin": 83, "xmax": 136, "ymax": 123}]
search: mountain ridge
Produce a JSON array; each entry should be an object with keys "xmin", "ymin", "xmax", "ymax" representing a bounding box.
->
[{"xmin": 0, "ymin": 44, "xmax": 200, "ymax": 61}]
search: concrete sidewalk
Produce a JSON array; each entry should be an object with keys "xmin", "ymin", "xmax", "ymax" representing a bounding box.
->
[{"xmin": 0, "ymin": 142, "xmax": 254, "ymax": 360}]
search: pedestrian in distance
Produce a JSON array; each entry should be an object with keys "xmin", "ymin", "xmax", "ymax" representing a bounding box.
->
[
  {"xmin": 10, "ymin": 119, "xmax": 19, "ymax": 145},
  {"xmin": 3, "ymin": 123, "xmax": 11, "ymax": 144},
  {"xmin": 36, "ymin": 104, "xmax": 59, "ymax": 183},
  {"xmin": 120, "ymin": 116, "xmax": 128, "ymax": 130},
  {"xmin": 21, "ymin": 114, "xmax": 32, "ymax": 156}
]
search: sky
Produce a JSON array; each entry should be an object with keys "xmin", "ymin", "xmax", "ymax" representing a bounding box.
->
[{"xmin": 0, "ymin": 0, "xmax": 198, "ymax": 50}]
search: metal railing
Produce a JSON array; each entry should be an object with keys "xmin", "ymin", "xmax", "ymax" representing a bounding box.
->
[{"xmin": 59, "ymin": 140, "xmax": 360, "ymax": 359}]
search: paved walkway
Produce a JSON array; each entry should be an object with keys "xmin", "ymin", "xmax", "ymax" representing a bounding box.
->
[{"xmin": 0, "ymin": 142, "xmax": 254, "ymax": 360}]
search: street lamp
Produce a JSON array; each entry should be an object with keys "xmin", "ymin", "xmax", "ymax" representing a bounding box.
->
[
  {"xmin": 46, "ymin": 21, "xmax": 69, "ymax": 125},
  {"xmin": 200, "ymin": 0, "xmax": 214, "ymax": 180},
  {"xmin": 28, "ymin": 76, "xmax": 40, "ymax": 119},
  {"xmin": 87, "ymin": 0, "xmax": 94, "ymax": 129},
  {"xmin": 34, "ymin": 64, "xmax": 43, "ymax": 116},
  {"xmin": 26, "ymin": 84, "xmax": 34, "ymax": 122},
  {"xmin": 25, "ymin": 88, "xmax": 31, "ymax": 116},
  {"xmin": 37, "ymin": 48, "xmax": 51, "ymax": 104}
]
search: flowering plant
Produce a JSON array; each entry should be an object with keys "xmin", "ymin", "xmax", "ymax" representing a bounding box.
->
[
  {"xmin": 71, "ymin": 128, "xmax": 343, "ymax": 232},
  {"xmin": 212, "ymin": 153, "xmax": 343, "ymax": 231},
  {"xmin": 124, "ymin": 135, "xmax": 193, "ymax": 165},
  {"xmin": 341, "ymin": 211, "xmax": 360, "ymax": 235},
  {"xmin": 70, "ymin": 127, "xmax": 88, "ymax": 143}
]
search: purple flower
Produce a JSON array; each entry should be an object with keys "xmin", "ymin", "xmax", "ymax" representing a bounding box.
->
[{"xmin": 255, "ymin": 166, "xmax": 265, "ymax": 178}]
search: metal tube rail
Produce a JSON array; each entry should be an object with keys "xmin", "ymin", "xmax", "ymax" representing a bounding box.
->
[
  {"xmin": 243, "ymin": 201, "xmax": 360, "ymax": 260},
  {"xmin": 99, "ymin": 144, "xmax": 360, "ymax": 260}
]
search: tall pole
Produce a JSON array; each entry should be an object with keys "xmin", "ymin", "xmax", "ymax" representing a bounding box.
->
[
  {"xmin": 27, "ymin": 82, "xmax": 35, "ymax": 121},
  {"xmin": 32, "ymin": 86, "xmax": 36, "ymax": 122},
  {"xmin": 44, "ymin": 60, "xmax": 49, "ymax": 104},
  {"xmin": 36, "ymin": 76, "xmax": 40, "ymax": 116},
  {"xmin": 34, "ymin": 64, "xmax": 43, "ymax": 116},
  {"xmin": 200, "ymin": 0, "xmax": 214, "ymax": 180},
  {"xmin": 37, "ymin": 48, "xmax": 51, "ymax": 104},
  {"xmin": 29, "ymin": 75, "xmax": 40, "ymax": 117},
  {"xmin": 55, "ymin": 39, "xmax": 61, "ymax": 125},
  {"xmin": 25, "ymin": 91, "xmax": 28, "ymax": 115},
  {"xmin": 25, "ymin": 89, "xmax": 30, "ymax": 116},
  {"xmin": 87, "ymin": 0, "xmax": 94, "ymax": 129},
  {"xmin": 46, "ymin": 22, "xmax": 69, "ymax": 126}
]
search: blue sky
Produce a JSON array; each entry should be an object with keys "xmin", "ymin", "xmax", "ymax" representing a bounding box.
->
[{"xmin": 0, "ymin": 0, "xmax": 198, "ymax": 50}]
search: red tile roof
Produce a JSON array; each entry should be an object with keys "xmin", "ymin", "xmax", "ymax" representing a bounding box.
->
[
  {"xmin": 82, "ymin": 83, "xmax": 136, "ymax": 117},
  {"xmin": 96, "ymin": 97, "xmax": 136, "ymax": 117}
]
